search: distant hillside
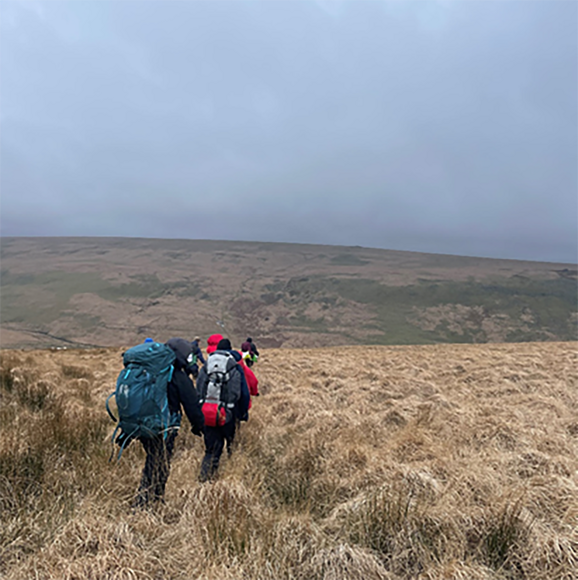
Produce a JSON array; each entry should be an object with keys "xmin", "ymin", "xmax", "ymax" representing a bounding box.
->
[{"xmin": 0, "ymin": 237, "xmax": 576, "ymax": 349}]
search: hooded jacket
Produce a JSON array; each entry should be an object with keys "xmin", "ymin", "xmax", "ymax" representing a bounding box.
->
[
  {"xmin": 165, "ymin": 338, "xmax": 205, "ymax": 434},
  {"xmin": 206, "ymin": 334, "xmax": 223, "ymax": 355}
]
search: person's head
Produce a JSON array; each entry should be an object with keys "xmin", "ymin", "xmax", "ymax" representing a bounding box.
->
[
  {"xmin": 194, "ymin": 336, "xmax": 200, "ymax": 343},
  {"xmin": 217, "ymin": 338, "xmax": 232, "ymax": 351},
  {"xmin": 246, "ymin": 337, "xmax": 253, "ymax": 343}
]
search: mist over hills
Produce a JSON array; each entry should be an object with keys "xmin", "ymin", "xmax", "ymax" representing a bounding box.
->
[{"xmin": 0, "ymin": 237, "xmax": 576, "ymax": 349}]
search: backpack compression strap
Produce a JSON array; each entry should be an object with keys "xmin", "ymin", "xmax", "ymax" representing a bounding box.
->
[{"xmin": 106, "ymin": 392, "xmax": 118, "ymax": 422}]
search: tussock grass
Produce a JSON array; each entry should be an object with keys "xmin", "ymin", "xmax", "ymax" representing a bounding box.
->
[{"xmin": 1, "ymin": 342, "xmax": 577, "ymax": 579}]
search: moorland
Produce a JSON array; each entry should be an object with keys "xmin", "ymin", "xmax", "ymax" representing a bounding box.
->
[
  {"xmin": 1, "ymin": 237, "xmax": 576, "ymax": 349},
  {"xmin": 1, "ymin": 341, "xmax": 576, "ymax": 579}
]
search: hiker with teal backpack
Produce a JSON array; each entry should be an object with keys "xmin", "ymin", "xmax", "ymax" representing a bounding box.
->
[{"xmin": 106, "ymin": 338, "xmax": 204, "ymax": 508}]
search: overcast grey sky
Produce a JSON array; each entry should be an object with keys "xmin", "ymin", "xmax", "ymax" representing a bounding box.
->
[{"xmin": 1, "ymin": 0, "xmax": 576, "ymax": 263}]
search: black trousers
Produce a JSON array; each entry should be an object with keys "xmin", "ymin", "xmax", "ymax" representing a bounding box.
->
[
  {"xmin": 200, "ymin": 421, "xmax": 236, "ymax": 481},
  {"xmin": 134, "ymin": 431, "xmax": 177, "ymax": 506}
]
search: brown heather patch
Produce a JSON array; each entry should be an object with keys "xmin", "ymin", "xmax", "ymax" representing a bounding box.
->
[{"xmin": 0, "ymin": 341, "xmax": 577, "ymax": 579}]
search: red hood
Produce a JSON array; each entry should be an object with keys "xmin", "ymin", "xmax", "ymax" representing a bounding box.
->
[{"xmin": 206, "ymin": 333, "xmax": 223, "ymax": 354}]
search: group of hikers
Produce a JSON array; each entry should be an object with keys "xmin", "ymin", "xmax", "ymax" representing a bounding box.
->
[{"xmin": 106, "ymin": 334, "xmax": 260, "ymax": 508}]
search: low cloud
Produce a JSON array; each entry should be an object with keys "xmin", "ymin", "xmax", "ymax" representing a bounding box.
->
[{"xmin": 1, "ymin": 0, "xmax": 576, "ymax": 262}]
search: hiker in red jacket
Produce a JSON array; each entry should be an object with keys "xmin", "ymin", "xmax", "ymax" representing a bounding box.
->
[
  {"xmin": 206, "ymin": 333, "xmax": 223, "ymax": 355},
  {"xmin": 238, "ymin": 355, "xmax": 259, "ymax": 407}
]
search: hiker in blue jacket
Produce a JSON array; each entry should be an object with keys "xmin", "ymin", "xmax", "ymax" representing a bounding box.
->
[
  {"xmin": 134, "ymin": 338, "xmax": 205, "ymax": 508},
  {"xmin": 186, "ymin": 336, "xmax": 206, "ymax": 379},
  {"xmin": 191, "ymin": 336, "xmax": 206, "ymax": 365},
  {"xmin": 196, "ymin": 337, "xmax": 250, "ymax": 481}
]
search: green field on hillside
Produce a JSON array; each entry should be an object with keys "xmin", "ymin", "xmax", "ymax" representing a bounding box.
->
[
  {"xmin": 1, "ymin": 238, "xmax": 576, "ymax": 348},
  {"xmin": 267, "ymin": 275, "xmax": 577, "ymax": 344}
]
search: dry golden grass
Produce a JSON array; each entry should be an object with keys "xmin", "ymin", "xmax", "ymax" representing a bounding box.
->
[{"xmin": 1, "ymin": 342, "xmax": 577, "ymax": 579}]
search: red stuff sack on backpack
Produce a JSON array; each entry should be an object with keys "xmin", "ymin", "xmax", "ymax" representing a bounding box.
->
[{"xmin": 202, "ymin": 402, "xmax": 227, "ymax": 427}]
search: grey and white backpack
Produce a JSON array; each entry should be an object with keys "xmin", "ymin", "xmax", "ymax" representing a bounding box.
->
[{"xmin": 199, "ymin": 351, "xmax": 239, "ymax": 426}]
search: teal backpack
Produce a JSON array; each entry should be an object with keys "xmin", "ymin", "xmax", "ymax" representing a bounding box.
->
[{"xmin": 106, "ymin": 342, "xmax": 179, "ymax": 459}]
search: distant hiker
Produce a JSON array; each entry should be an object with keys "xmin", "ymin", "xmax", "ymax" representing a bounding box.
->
[
  {"xmin": 191, "ymin": 336, "xmax": 206, "ymax": 365},
  {"xmin": 184, "ymin": 337, "xmax": 205, "ymax": 379},
  {"xmin": 206, "ymin": 333, "xmax": 223, "ymax": 355},
  {"xmin": 238, "ymin": 353, "xmax": 259, "ymax": 407},
  {"xmin": 240, "ymin": 337, "xmax": 259, "ymax": 357},
  {"xmin": 240, "ymin": 337, "xmax": 259, "ymax": 367},
  {"xmin": 106, "ymin": 338, "xmax": 205, "ymax": 508},
  {"xmin": 196, "ymin": 337, "xmax": 250, "ymax": 481}
]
